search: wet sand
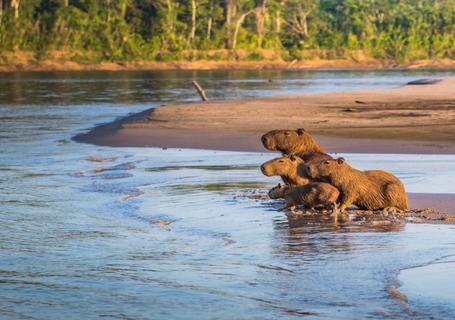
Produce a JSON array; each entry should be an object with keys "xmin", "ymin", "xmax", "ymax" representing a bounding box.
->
[{"xmin": 407, "ymin": 193, "xmax": 455, "ymax": 217}]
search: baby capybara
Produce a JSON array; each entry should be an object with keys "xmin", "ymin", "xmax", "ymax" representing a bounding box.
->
[
  {"xmin": 307, "ymin": 158, "xmax": 408, "ymax": 212},
  {"xmin": 261, "ymin": 155, "xmax": 310, "ymax": 186},
  {"xmin": 261, "ymin": 128, "xmax": 332, "ymax": 163},
  {"xmin": 268, "ymin": 182, "xmax": 339, "ymax": 211}
]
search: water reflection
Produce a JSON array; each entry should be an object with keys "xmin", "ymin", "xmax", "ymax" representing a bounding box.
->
[
  {"xmin": 271, "ymin": 213, "xmax": 405, "ymax": 260},
  {"xmin": 1, "ymin": 69, "xmax": 454, "ymax": 106}
]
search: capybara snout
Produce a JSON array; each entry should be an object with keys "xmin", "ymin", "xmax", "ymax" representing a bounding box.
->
[
  {"xmin": 261, "ymin": 132, "xmax": 276, "ymax": 150},
  {"xmin": 268, "ymin": 183, "xmax": 287, "ymax": 199},
  {"xmin": 261, "ymin": 128, "xmax": 326, "ymax": 156},
  {"xmin": 261, "ymin": 156, "xmax": 291, "ymax": 176},
  {"xmin": 307, "ymin": 158, "xmax": 345, "ymax": 179},
  {"xmin": 261, "ymin": 129, "xmax": 305, "ymax": 153},
  {"xmin": 307, "ymin": 165, "xmax": 317, "ymax": 179},
  {"xmin": 260, "ymin": 155, "xmax": 309, "ymax": 184}
]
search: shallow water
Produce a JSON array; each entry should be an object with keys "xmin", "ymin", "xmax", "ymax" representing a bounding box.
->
[
  {"xmin": 399, "ymin": 255, "xmax": 455, "ymax": 319},
  {"xmin": 1, "ymin": 69, "xmax": 455, "ymax": 319}
]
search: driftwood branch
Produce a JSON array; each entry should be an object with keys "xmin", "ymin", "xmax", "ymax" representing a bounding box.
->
[{"xmin": 192, "ymin": 80, "xmax": 209, "ymax": 101}]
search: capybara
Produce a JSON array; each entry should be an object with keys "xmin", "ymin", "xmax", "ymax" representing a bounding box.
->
[
  {"xmin": 268, "ymin": 182, "xmax": 339, "ymax": 211},
  {"xmin": 261, "ymin": 128, "xmax": 332, "ymax": 163},
  {"xmin": 307, "ymin": 158, "xmax": 408, "ymax": 212},
  {"xmin": 268, "ymin": 183, "xmax": 288, "ymax": 199},
  {"xmin": 261, "ymin": 155, "xmax": 310, "ymax": 186}
]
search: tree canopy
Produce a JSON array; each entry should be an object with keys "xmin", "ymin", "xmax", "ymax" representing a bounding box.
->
[{"xmin": 0, "ymin": 0, "xmax": 453, "ymax": 62}]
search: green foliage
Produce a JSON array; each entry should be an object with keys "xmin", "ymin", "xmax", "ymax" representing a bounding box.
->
[{"xmin": 0, "ymin": 0, "xmax": 453, "ymax": 62}]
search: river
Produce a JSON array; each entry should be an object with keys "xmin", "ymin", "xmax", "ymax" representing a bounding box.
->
[{"xmin": 1, "ymin": 69, "xmax": 455, "ymax": 319}]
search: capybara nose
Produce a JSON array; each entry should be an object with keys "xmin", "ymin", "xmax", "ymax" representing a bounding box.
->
[
  {"xmin": 261, "ymin": 136, "xmax": 267, "ymax": 144},
  {"xmin": 260, "ymin": 165, "xmax": 266, "ymax": 173}
]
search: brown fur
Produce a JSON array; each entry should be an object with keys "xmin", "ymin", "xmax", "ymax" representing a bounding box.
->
[
  {"xmin": 261, "ymin": 128, "xmax": 332, "ymax": 162},
  {"xmin": 268, "ymin": 183, "xmax": 288, "ymax": 199},
  {"xmin": 260, "ymin": 155, "xmax": 310, "ymax": 186},
  {"xmin": 268, "ymin": 183, "xmax": 339, "ymax": 210},
  {"xmin": 307, "ymin": 158, "xmax": 408, "ymax": 211}
]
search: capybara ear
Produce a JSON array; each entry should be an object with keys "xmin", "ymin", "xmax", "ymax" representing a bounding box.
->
[
  {"xmin": 296, "ymin": 128, "xmax": 305, "ymax": 135},
  {"xmin": 337, "ymin": 157, "xmax": 346, "ymax": 164},
  {"xmin": 290, "ymin": 155, "xmax": 297, "ymax": 161}
]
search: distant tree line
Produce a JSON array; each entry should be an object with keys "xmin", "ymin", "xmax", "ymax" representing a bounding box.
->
[{"xmin": 0, "ymin": 0, "xmax": 453, "ymax": 62}]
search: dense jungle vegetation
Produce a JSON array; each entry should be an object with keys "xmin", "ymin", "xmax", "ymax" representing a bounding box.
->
[{"xmin": 0, "ymin": 0, "xmax": 454, "ymax": 62}]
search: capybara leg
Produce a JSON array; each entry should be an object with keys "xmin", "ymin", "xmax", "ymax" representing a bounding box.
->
[
  {"xmin": 330, "ymin": 202, "xmax": 339, "ymax": 215},
  {"xmin": 331, "ymin": 210, "xmax": 338, "ymax": 224},
  {"xmin": 278, "ymin": 198, "xmax": 296, "ymax": 212},
  {"xmin": 339, "ymin": 193, "xmax": 354, "ymax": 212},
  {"xmin": 339, "ymin": 202, "xmax": 353, "ymax": 212}
]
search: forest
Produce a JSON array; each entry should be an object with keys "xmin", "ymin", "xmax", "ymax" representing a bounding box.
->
[{"xmin": 0, "ymin": 0, "xmax": 454, "ymax": 63}]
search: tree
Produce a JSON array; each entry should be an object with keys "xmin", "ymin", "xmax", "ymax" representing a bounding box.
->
[
  {"xmin": 0, "ymin": 0, "xmax": 453, "ymax": 62},
  {"xmin": 11, "ymin": 0, "xmax": 19, "ymax": 19}
]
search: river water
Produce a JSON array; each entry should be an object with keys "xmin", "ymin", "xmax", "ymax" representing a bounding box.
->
[{"xmin": 1, "ymin": 69, "xmax": 455, "ymax": 319}]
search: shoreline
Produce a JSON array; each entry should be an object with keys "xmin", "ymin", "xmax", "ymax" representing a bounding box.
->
[
  {"xmin": 407, "ymin": 193, "xmax": 455, "ymax": 217},
  {"xmin": 1, "ymin": 58, "xmax": 455, "ymax": 73}
]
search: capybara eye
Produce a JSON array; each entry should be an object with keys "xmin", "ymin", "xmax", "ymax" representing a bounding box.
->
[
  {"xmin": 284, "ymin": 131, "xmax": 290, "ymax": 136},
  {"xmin": 279, "ymin": 160, "xmax": 285, "ymax": 163},
  {"xmin": 324, "ymin": 160, "xmax": 331, "ymax": 165}
]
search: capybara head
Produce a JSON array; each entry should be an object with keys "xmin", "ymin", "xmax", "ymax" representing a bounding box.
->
[
  {"xmin": 260, "ymin": 155, "xmax": 303, "ymax": 177},
  {"xmin": 268, "ymin": 183, "xmax": 289, "ymax": 199},
  {"xmin": 308, "ymin": 157, "xmax": 346, "ymax": 179},
  {"xmin": 261, "ymin": 128, "xmax": 324, "ymax": 155}
]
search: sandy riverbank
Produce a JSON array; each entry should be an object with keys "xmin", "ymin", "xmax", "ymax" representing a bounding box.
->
[
  {"xmin": 1, "ymin": 57, "xmax": 455, "ymax": 72},
  {"xmin": 74, "ymin": 77, "xmax": 455, "ymax": 154}
]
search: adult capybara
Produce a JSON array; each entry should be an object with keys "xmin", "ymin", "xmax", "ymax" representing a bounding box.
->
[
  {"xmin": 268, "ymin": 182, "xmax": 339, "ymax": 211},
  {"xmin": 307, "ymin": 158, "xmax": 408, "ymax": 212},
  {"xmin": 261, "ymin": 128, "xmax": 332, "ymax": 163},
  {"xmin": 260, "ymin": 155, "xmax": 310, "ymax": 186}
]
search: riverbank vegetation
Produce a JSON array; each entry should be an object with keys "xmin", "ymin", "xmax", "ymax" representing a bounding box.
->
[{"xmin": 0, "ymin": 0, "xmax": 454, "ymax": 65}]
